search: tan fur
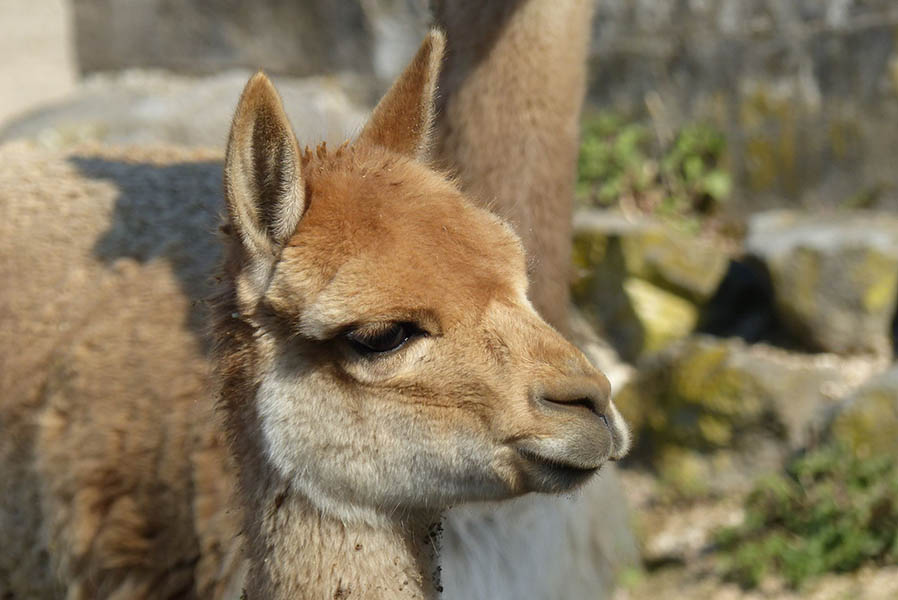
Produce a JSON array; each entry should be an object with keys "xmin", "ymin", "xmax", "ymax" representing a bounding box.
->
[
  {"xmin": 0, "ymin": 19, "xmax": 628, "ymax": 600},
  {"xmin": 0, "ymin": 144, "xmax": 243, "ymax": 599},
  {"xmin": 213, "ymin": 30, "xmax": 626, "ymax": 599},
  {"xmin": 359, "ymin": 31, "xmax": 444, "ymax": 160},
  {"xmin": 432, "ymin": 5, "xmax": 637, "ymax": 597},
  {"xmin": 433, "ymin": 0, "xmax": 596, "ymax": 335}
]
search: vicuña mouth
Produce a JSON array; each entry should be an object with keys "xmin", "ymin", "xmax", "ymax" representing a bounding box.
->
[{"xmin": 516, "ymin": 446, "xmax": 601, "ymax": 491}]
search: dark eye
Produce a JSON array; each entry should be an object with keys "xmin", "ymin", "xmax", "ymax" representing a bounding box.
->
[{"xmin": 345, "ymin": 322, "xmax": 419, "ymax": 355}]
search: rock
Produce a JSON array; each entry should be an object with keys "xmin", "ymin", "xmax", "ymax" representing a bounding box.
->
[
  {"xmin": 574, "ymin": 211, "xmax": 730, "ymax": 303},
  {"xmin": 568, "ymin": 304, "xmax": 636, "ymax": 394},
  {"xmin": 623, "ymin": 278, "xmax": 698, "ymax": 354},
  {"xmin": 653, "ymin": 445, "xmax": 718, "ymax": 497},
  {"xmin": 616, "ymin": 335, "xmax": 879, "ymax": 496},
  {"xmin": 828, "ymin": 366, "xmax": 898, "ymax": 459},
  {"xmin": 572, "ymin": 210, "xmax": 729, "ymax": 360},
  {"xmin": 0, "ymin": 70, "xmax": 371, "ymax": 149},
  {"xmin": 696, "ymin": 257, "xmax": 779, "ymax": 344},
  {"xmin": 572, "ymin": 225, "xmax": 643, "ymax": 361},
  {"xmin": 746, "ymin": 210, "xmax": 898, "ymax": 356}
]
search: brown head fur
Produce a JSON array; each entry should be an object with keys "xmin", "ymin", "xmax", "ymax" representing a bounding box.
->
[
  {"xmin": 432, "ymin": 0, "xmax": 597, "ymax": 335},
  {"xmin": 213, "ymin": 28, "xmax": 628, "ymax": 598}
]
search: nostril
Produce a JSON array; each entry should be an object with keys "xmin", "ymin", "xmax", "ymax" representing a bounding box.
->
[
  {"xmin": 568, "ymin": 397, "xmax": 598, "ymax": 415},
  {"xmin": 599, "ymin": 413, "xmax": 609, "ymax": 428},
  {"xmin": 533, "ymin": 376, "xmax": 611, "ymax": 418}
]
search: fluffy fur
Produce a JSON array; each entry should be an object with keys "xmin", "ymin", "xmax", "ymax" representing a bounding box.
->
[
  {"xmin": 1, "ymin": 5, "xmax": 635, "ymax": 598},
  {"xmin": 212, "ymin": 31, "xmax": 627, "ymax": 598},
  {"xmin": 0, "ymin": 141, "xmax": 633, "ymax": 600},
  {"xmin": 434, "ymin": 3, "xmax": 640, "ymax": 597},
  {"xmin": 0, "ymin": 143, "xmax": 244, "ymax": 599},
  {"xmin": 433, "ymin": 0, "xmax": 596, "ymax": 336}
]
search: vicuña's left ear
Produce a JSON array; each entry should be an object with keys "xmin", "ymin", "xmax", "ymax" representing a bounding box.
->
[{"xmin": 358, "ymin": 29, "xmax": 445, "ymax": 160}]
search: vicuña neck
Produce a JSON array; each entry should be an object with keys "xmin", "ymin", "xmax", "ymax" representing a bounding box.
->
[{"xmin": 241, "ymin": 489, "xmax": 442, "ymax": 600}]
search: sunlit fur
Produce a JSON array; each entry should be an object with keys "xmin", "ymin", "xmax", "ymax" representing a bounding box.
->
[
  {"xmin": 432, "ymin": 2, "xmax": 640, "ymax": 596},
  {"xmin": 214, "ymin": 29, "xmax": 628, "ymax": 599},
  {"xmin": 433, "ymin": 0, "xmax": 597, "ymax": 336},
  {"xmin": 0, "ymin": 12, "xmax": 629, "ymax": 599}
]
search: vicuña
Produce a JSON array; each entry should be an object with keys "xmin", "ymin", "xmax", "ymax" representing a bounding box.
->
[
  {"xmin": 0, "ymin": 28, "xmax": 629, "ymax": 600},
  {"xmin": 213, "ymin": 30, "xmax": 628, "ymax": 598}
]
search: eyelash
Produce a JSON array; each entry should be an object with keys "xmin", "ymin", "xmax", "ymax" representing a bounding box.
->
[{"xmin": 343, "ymin": 322, "xmax": 426, "ymax": 356}]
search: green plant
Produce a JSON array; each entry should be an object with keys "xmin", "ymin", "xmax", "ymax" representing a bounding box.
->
[
  {"xmin": 661, "ymin": 124, "xmax": 731, "ymax": 215},
  {"xmin": 577, "ymin": 113, "xmax": 731, "ymax": 221},
  {"xmin": 577, "ymin": 114, "xmax": 655, "ymax": 207},
  {"xmin": 715, "ymin": 443, "xmax": 898, "ymax": 589}
]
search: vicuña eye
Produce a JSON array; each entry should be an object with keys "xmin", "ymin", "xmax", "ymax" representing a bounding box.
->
[{"xmin": 345, "ymin": 322, "xmax": 418, "ymax": 355}]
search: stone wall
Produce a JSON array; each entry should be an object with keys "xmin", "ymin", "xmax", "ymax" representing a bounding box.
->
[
  {"xmin": 71, "ymin": 0, "xmax": 429, "ymax": 83},
  {"xmin": 589, "ymin": 0, "xmax": 898, "ymax": 210},
  {"xmin": 63, "ymin": 0, "xmax": 898, "ymax": 208}
]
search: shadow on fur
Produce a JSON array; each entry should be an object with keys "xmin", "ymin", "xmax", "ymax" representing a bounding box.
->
[{"xmin": 73, "ymin": 156, "xmax": 224, "ymax": 347}]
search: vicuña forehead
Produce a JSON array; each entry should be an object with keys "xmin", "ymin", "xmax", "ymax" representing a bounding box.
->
[{"xmin": 276, "ymin": 146, "xmax": 528, "ymax": 335}]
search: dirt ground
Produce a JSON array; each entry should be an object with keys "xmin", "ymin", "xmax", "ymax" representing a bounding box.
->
[
  {"xmin": 0, "ymin": 0, "xmax": 76, "ymax": 127},
  {"xmin": 614, "ymin": 471, "xmax": 898, "ymax": 600}
]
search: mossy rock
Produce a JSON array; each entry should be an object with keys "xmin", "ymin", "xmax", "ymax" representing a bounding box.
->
[
  {"xmin": 828, "ymin": 367, "xmax": 898, "ymax": 459},
  {"xmin": 618, "ymin": 337, "xmax": 765, "ymax": 451},
  {"xmin": 571, "ymin": 211, "xmax": 727, "ymax": 359},
  {"xmin": 655, "ymin": 446, "xmax": 713, "ymax": 497},
  {"xmin": 572, "ymin": 229, "xmax": 644, "ymax": 361},
  {"xmin": 618, "ymin": 336, "xmax": 847, "ymax": 495},
  {"xmin": 574, "ymin": 211, "xmax": 729, "ymax": 303},
  {"xmin": 622, "ymin": 278, "xmax": 698, "ymax": 354},
  {"xmin": 746, "ymin": 210, "xmax": 898, "ymax": 356}
]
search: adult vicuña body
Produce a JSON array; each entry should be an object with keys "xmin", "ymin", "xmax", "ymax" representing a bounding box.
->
[{"xmin": 214, "ymin": 30, "xmax": 628, "ymax": 598}]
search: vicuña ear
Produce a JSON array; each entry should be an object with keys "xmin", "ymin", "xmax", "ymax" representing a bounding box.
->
[
  {"xmin": 358, "ymin": 29, "xmax": 445, "ymax": 160},
  {"xmin": 224, "ymin": 72, "xmax": 304, "ymax": 296}
]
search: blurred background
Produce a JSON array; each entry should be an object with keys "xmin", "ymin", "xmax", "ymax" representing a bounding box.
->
[{"xmin": 3, "ymin": 0, "xmax": 898, "ymax": 598}]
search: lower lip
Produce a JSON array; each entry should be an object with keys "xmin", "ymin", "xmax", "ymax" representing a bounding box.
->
[{"xmin": 516, "ymin": 447, "xmax": 601, "ymax": 480}]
